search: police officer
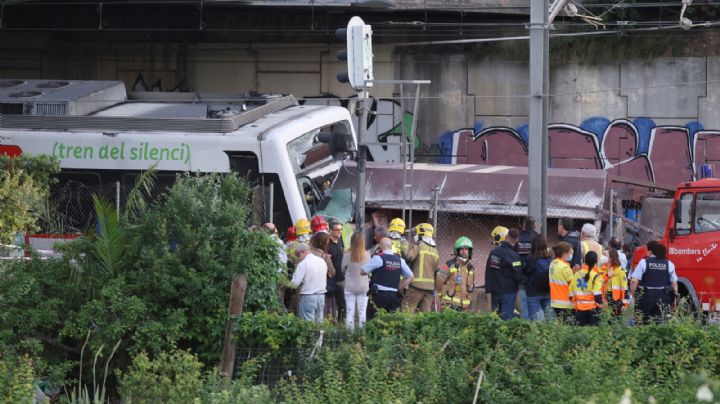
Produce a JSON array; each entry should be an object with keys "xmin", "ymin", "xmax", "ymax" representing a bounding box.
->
[
  {"xmin": 486, "ymin": 227, "xmax": 524, "ymax": 320},
  {"xmin": 629, "ymin": 241, "xmax": 678, "ymax": 324},
  {"xmin": 436, "ymin": 236, "xmax": 475, "ymax": 311},
  {"xmin": 362, "ymin": 238, "xmax": 415, "ymax": 318}
]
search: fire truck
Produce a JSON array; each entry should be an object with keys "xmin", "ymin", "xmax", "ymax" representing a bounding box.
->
[{"xmin": 634, "ymin": 178, "xmax": 720, "ymax": 312}]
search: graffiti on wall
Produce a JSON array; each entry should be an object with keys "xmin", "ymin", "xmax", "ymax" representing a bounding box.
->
[
  {"xmin": 437, "ymin": 117, "xmax": 720, "ymax": 185},
  {"xmin": 301, "ymin": 95, "xmax": 415, "ymax": 163}
]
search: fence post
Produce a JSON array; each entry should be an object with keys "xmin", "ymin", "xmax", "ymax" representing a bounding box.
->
[
  {"xmin": 115, "ymin": 181, "xmax": 120, "ymax": 218},
  {"xmin": 219, "ymin": 273, "xmax": 247, "ymax": 384},
  {"xmin": 431, "ymin": 186, "xmax": 439, "ymax": 235}
]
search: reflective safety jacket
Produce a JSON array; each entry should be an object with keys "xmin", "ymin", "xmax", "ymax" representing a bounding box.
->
[
  {"xmin": 592, "ymin": 264, "xmax": 609, "ymax": 305},
  {"xmin": 580, "ymin": 239, "xmax": 603, "ymax": 262},
  {"xmin": 390, "ymin": 237, "xmax": 410, "ymax": 260},
  {"xmin": 607, "ymin": 265, "xmax": 629, "ymax": 307},
  {"xmin": 569, "ymin": 267, "xmax": 603, "ymax": 311},
  {"xmin": 549, "ymin": 258, "xmax": 574, "ymax": 309},
  {"xmin": 406, "ymin": 241, "xmax": 440, "ymax": 290},
  {"xmin": 436, "ymin": 258, "xmax": 474, "ymax": 309}
]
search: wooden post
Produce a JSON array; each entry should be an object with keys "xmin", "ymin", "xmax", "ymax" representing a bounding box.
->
[{"xmin": 219, "ymin": 273, "xmax": 247, "ymax": 383}]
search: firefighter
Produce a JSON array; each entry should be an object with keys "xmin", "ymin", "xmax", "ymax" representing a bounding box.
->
[
  {"xmin": 436, "ymin": 236, "xmax": 475, "ymax": 311},
  {"xmin": 402, "ymin": 223, "xmax": 440, "ymax": 312},
  {"xmin": 311, "ymin": 215, "xmax": 330, "ymax": 234},
  {"xmin": 486, "ymin": 227, "xmax": 523, "ymax": 320},
  {"xmin": 285, "ymin": 226, "xmax": 298, "ymax": 267},
  {"xmin": 388, "ymin": 217, "xmax": 409, "ymax": 258},
  {"xmin": 295, "ymin": 218, "xmax": 312, "ymax": 243},
  {"xmin": 570, "ymin": 251, "xmax": 604, "ymax": 326}
]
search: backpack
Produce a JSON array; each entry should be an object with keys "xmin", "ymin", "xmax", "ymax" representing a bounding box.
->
[{"xmin": 531, "ymin": 257, "xmax": 551, "ymax": 293}]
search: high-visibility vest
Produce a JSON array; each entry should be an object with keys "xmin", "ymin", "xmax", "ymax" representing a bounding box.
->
[
  {"xmin": 410, "ymin": 243, "xmax": 439, "ymax": 290},
  {"xmin": 607, "ymin": 265, "xmax": 629, "ymax": 307},
  {"xmin": 549, "ymin": 258, "xmax": 573, "ymax": 309},
  {"xmin": 580, "ymin": 240, "xmax": 603, "ymax": 260},
  {"xmin": 570, "ymin": 268, "xmax": 603, "ymax": 311},
  {"xmin": 592, "ymin": 265, "xmax": 609, "ymax": 304}
]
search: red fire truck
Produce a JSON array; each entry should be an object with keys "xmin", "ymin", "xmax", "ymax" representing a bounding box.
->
[{"xmin": 633, "ymin": 178, "xmax": 720, "ymax": 312}]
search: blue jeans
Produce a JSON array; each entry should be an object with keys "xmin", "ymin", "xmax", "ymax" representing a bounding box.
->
[
  {"xmin": 517, "ymin": 287, "xmax": 529, "ymax": 319},
  {"xmin": 491, "ymin": 293, "xmax": 517, "ymax": 320},
  {"xmin": 299, "ymin": 294, "xmax": 325, "ymax": 323},
  {"xmin": 526, "ymin": 295, "xmax": 552, "ymax": 321}
]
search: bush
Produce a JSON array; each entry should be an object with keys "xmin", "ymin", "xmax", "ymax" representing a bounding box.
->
[
  {"xmin": 232, "ymin": 310, "xmax": 720, "ymax": 403},
  {"xmin": 0, "ymin": 354, "xmax": 35, "ymax": 403},
  {"xmin": 0, "ymin": 173, "xmax": 281, "ymax": 390},
  {"xmin": 117, "ymin": 350, "xmax": 204, "ymax": 403}
]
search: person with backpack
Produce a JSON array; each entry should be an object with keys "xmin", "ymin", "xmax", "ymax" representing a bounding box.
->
[{"xmin": 524, "ymin": 235, "xmax": 552, "ymax": 321}]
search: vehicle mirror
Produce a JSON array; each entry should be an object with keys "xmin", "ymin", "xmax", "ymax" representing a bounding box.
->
[{"xmin": 674, "ymin": 198, "xmax": 684, "ymax": 226}]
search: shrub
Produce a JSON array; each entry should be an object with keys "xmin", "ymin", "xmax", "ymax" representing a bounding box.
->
[
  {"xmin": 0, "ymin": 353, "xmax": 35, "ymax": 403},
  {"xmin": 0, "ymin": 173, "xmax": 281, "ymax": 391},
  {"xmin": 117, "ymin": 350, "xmax": 204, "ymax": 403},
  {"xmin": 233, "ymin": 310, "xmax": 720, "ymax": 403}
]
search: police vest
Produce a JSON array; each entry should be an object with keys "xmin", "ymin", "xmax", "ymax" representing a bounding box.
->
[
  {"xmin": 640, "ymin": 257, "xmax": 671, "ymax": 288},
  {"xmin": 373, "ymin": 253, "xmax": 403, "ymax": 290}
]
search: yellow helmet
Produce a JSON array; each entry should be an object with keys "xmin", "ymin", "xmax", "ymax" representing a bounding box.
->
[
  {"xmin": 414, "ymin": 223, "xmax": 434, "ymax": 238},
  {"xmin": 295, "ymin": 218, "xmax": 311, "ymax": 237},
  {"xmin": 491, "ymin": 226, "xmax": 509, "ymax": 245},
  {"xmin": 389, "ymin": 218, "xmax": 406, "ymax": 234}
]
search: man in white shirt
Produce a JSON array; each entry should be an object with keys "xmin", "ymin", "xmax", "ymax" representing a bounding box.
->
[{"xmin": 289, "ymin": 243, "xmax": 328, "ymax": 323}]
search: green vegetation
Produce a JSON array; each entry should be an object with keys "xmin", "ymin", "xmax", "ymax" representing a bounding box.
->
[
  {"xmin": 0, "ymin": 173, "xmax": 281, "ymax": 397},
  {"xmin": 0, "ymin": 155, "xmax": 59, "ymax": 244}
]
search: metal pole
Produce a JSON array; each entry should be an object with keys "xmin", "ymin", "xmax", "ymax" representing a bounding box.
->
[
  {"xmin": 408, "ymin": 84, "xmax": 421, "ymax": 231},
  {"xmin": 432, "ymin": 186, "xmax": 439, "ymax": 235},
  {"xmin": 115, "ymin": 181, "xmax": 120, "ymax": 218},
  {"xmin": 528, "ymin": 0, "xmax": 549, "ymax": 236},
  {"xmin": 355, "ymin": 92, "xmax": 369, "ymax": 234},
  {"xmin": 609, "ymin": 188, "xmax": 614, "ymax": 241},
  {"xmin": 400, "ymin": 83, "xmax": 407, "ymax": 221},
  {"xmin": 268, "ymin": 181, "xmax": 274, "ymax": 224}
]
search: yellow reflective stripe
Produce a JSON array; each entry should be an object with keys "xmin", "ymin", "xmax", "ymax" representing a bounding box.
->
[
  {"xmin": 512, "ymin": 261, "xmax": 522, "ymax": 267},
  {"xmin": 441, "ymin": 295, "xmax": 471, "ymax": 305},
  {"xmin": 611, "ymin": 285, "xmax": 623, "ymax": 290},
  {"xmin": 414, "ymin": 249, "xmax": 438, "ymax": 283},
  {"xmin": 549, "ymin": 279, "xmax": 569, "ymax": 285},
  {"xmin": 449, "ymin": 267, "xmax": 458, "ymax": 273},
  {"xmin": 573, "ymin": 291, "xmax": 594, "ymax": 297},
  {"xmin": 551, "ymin": 299, "xmax": 573, "ymax": 308}
]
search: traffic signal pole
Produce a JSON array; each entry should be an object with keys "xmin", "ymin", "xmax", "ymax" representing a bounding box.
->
[{"xmin": 355, "ymin": 91, "xmax": 369, "ymax": 233}]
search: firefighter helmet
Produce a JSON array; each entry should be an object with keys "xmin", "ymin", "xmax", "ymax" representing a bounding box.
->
[
  {"xmin": 295, "ymin": 218, "xmax": 312, "ymax": 239},
  {"xmin": 310, "ymin": 215, "xmax": 329, "ymax": 233},
  {"xmin": 455, "ymin": 236, "xmax": 473, "ymax": 259},
  {"xmin": 491, "ymin": 226, "xmax": 509, "ymax": 246},
  {"xmin": 286, "ymin": 226, "xmax": 297, "ymax": 242},
  {"xmin": 414, "ymin": 223, "xmax": 434, "ymax": 238},
  {"xmin": 388, "ymin": 218, "xmax": 406, "ymax": 234}
]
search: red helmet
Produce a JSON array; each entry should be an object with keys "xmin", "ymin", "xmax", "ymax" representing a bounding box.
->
[
  {"xmin": 311, "ymin": 215, "xmax": 329, "ymax": 233},
  {"xmin": 286, "ymin": 226, "xmax": 297, "ymax": 241}
]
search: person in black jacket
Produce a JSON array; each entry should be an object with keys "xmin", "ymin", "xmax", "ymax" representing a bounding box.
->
[
  {"xmin": 486, "ymin": 228, "xmax": 523, "ymax": 320},
  {"xmin": 327, "ymin": 220, "xmax": 346, "ymax": 322},
  {"xmin": 558, "ymin": 218, "xmax": 582, "ymax": 271},
  {"xmin": 516, "ymin": 217, "xmax": 538, "ymax": 319}
]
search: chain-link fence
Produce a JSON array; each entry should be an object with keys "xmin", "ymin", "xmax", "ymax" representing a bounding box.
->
[
  {"xmin": 364, "ymin": 178, "xmax": 675, "ymax": 275},
  {"xmin": 234, "ymin": 329, "xmax": 352, "ymax": 387}
]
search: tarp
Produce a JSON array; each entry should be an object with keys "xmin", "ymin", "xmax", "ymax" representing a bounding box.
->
[{"xmin": 336, "ymin": 162, "xmax": 608, "ymax": 220}]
